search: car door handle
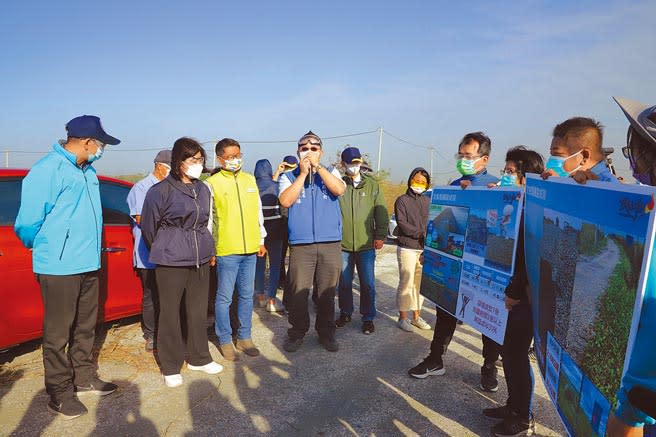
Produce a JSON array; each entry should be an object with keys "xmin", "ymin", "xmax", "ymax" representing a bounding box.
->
[{"xmin": 102, "ymin": 247, "xmax": 127, "ymax": 253}]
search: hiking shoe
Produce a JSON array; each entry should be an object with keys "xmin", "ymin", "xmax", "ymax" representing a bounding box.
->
[
  {"xmin": 235, "ymin": 339, "xmax": 260, "ymax": 357},
  {"xmin": 145, "ymin": 337, "xmax": 154, "ymax": 352},
  {"xmin": 397, "ymin": 318, "xmax": 414, "ymax": 332},
  {"xmin": 491, "ymin": 413, "xmax": 535, "ymax": 436},
  {"xmin": 528, "ymin": 346, "xmax": 536, "ymax": 363},
  {"xmin": 266, "ymin": 299, "xmax": 285, "ymax": 313},
  {"xmin": 75, "ymin": 377, "xmax": 117, "ymax": 396},
  {"xmin": 411, "ymin": 317, "xmax": 431, "ymax": 330},
  {"xmin": 164, "ymin": 374, "xmax": 183, "ymax": 388},
  {"xmin": 335, "ymin": 313, "xmax": 352, "ymax": 327},
  {"xmin": 283, "ymin": 337, "xmax": 303, "ymax": 352},
  {"xmin": 362, "ymin": 321, "xmax": 375, "ymax": 335},
  {"xmin": 408, "ymin": 358, "xmax": 446, "ymax": 379},
  {"xmin": 481, "ymin": 363, "xmax": 499, "ymax": 392},
  {"xmin": 187, "ymin": 361, "xmax": 224, "ymax": 374},
  {"xmin": 218, "ymin": 342, "xmax": 240, "ymax": 361},
  {"xmin": 483, "ymin": 405, "xmax": 511, "ymax": 419},
  {"xmin": 47, "ymin": 395, "xmax": 88, "ymax": 420},
  {"xmin": 319, "ymin": 337, "xmax": 339, "ymax": 352}
]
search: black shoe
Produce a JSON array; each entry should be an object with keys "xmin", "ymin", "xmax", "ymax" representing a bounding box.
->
[
  {"xmin": 319, "ymin": 337, "xmax": 339, "ymax": 352},
  {"xmin": 408, "ymin": 358, "xmax": 446, "ymax": 379},
  {"xmin": 47, "ymin": 395, "xmax": 88, "ymax": 420},
  {"xmin": 483, "ymin": 405, "xmax": 511, "ymax": 419},
  {"xmin": 362, "ymin": 321, "xmax": 375, "ymax": 335},
  {"xmin": 335, "ymin": 314, "xmax": 352, "ymax": 328},
  {"xmin": 75, "ymin": 377, "xmax": 117, "ymax": 396},
  {"xmin": 283, "ymin": 337, "xmax": 303, "ymax": 352},
  {"xmin": 145, "ymin": 337, "xmax": 154, "ymax": 352},
  {"xmin": 481, "ymin": 363, "xmax": 499, "ymax": 392},
  {"xmin": 491, "ymin": 413, "xmax": 534, "ymax": 436}
]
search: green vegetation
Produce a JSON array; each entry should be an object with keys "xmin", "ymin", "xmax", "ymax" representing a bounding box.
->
[
  {"xmin": 112, "ymin": 173, "xmax": 147, "ymax": 183},
  {"xmin": 580, "ymin": 246, "xmax": 635, "ymax": 408},
  {"xmin": 579, "ymin": 223, "xmax": 607, "ymax": 256}
]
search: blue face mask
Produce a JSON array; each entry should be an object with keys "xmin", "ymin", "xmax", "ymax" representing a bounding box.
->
[
  {"xmin": 500, "ymin": 174, "xmax": 518, "ymax": 186},
  {"xmin": 545, "ymin": 150, "xmax": 581, "ymax": 177},
  {"xmin": 87, "ymin": 142, "xmax": 105, "ymax": 163}
]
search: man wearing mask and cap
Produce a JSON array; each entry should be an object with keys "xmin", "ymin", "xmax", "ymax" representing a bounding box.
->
[
  {"xmin": 15, "ymin": 115, "xmax": 120, "ymax": 419},
  {"xmin": 279, "ymin": 131, "xmax": 346, "ymax": 352},
  {"xmin": 206, "ymin": 138, "xmax": 267, "ymax": 361},
  {"xmin": 126, "ymin": 149, "xmax": 171, "ymax": 352},
  {"xmin": 605, "ymin": 97, "xmax": 656, "ymax": 436},
  {"xmin": 336, "ymin": 147, "xmax": 389, "ymax": 335}
]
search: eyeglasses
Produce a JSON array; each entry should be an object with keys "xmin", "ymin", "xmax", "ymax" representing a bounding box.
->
[
  {"xmin": 221, "ymin": 153, "xmax": 243, "ymax": 160},
  {"xmin": 500, "ymin": 168, "xmax": 518, "ymax": 176},
  {"xmin": 454, "ymin": 153, "xmax": 481, "ymax": 160},
  {"xmin": 299, "ymin": 140, "xmax": 322, "ymax": 148},
  {"xmin": 92, "ymin": 139, "xmax": 105, "ymax": 150},
  {"xmin": 299, "ymin": 146, "xmax": 320, "ymax": 152},
  {"xmin": 185, "ymin": 155, "xmax": 205, "ymax": 164}
]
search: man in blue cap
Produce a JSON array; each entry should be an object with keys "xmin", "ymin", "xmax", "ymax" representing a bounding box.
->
[
  {"xmin": 336, "ymin": 146, "xmax": 389, "ymax": 334},
  {"xmin": 126, "ymin": 149, "xmax": 171, "ymax": 352},
  {"xmin": 15, "ymin": 115, "xmax": 120, "ymax": 419}
]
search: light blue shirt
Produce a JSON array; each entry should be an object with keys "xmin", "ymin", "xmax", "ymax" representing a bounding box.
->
[
  {"xmin": 126, "ymin": 173, "xmax": 160, "ymax": 269},
  {"xmin": 590, "ymin": 160, "xmax": 618, "ymax": 183}
]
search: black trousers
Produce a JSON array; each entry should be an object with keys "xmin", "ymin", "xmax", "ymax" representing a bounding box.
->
[
  {"xmin": 287, "ymin": 242, "xmax": 341, "ymax": 341},
  {"xmin": 155, "ymin": 264, "xmax": 212, "ymax": 375},
  {"xmin": 429, "ymin": 306, "xmax": 501, "ymax": 366},
  {"xmin": 137, "ymin": 268, "xmax": 159, "ymax": 341},
  {"xmin": 37, "ymin": 271, "xmax": 100, "ymax": 400},
  {"xmin": 502, "ymin": 301, "xmax": 534, "ymax": 418}
]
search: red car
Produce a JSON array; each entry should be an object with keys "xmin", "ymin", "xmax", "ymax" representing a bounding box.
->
[{"xmin": 0, "ymin": 169, "xmax": 142, "ymax": 350}]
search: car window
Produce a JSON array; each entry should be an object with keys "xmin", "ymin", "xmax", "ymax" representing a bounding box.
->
[
  {"xmin": 100, "ymin": 181, "xmax": 131, "ymax": 225},
  {"xmin": 0, "ymin": 177, "xmax": 22, "ymax": 226}
]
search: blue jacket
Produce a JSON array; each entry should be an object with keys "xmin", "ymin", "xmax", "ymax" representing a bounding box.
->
[
  {"xmin": 14, "ymin": 143, "xmax": 103, "ymax": 275},
  {"xmin": 451, "ymin": 169, "xmax": 499, "ymax": 187},
  {"xmin": 280, "ymin": 167, "xmax": 342, "ymax": 245},
  {"xmin": 140, "ymin": 176, "xmax": 215, "ymax": 267}
]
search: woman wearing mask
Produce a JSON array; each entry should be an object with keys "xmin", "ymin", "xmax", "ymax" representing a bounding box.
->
[
  {"xmin": 483, "ymin": 146, "xmax": 544, "ymax": 437},
  {"xmin": 394, "ymin": 167, "xmax": 432, "ymax": 332},
  {"xmin": 141, "ymin": 137, "xmax": 222, "ymax": 388}
]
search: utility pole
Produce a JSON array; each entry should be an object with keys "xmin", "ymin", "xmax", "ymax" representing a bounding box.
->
[
  {"xmin": 4, "ymin": 151, "xmax": 8, "ymax": 168},
  {"xmin": 429, "ymin": 147, "xmax": 434, "ymax": 182},
  {"xmin": 376, "ymin": 127, "xmax": 383, "ymax": 173}
]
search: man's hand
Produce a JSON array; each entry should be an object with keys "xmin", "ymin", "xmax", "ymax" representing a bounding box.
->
[
  {"xmin": 374, "ymin": 239, "xmax": 384, "ymax": 250},
  {"xmin": 460, "ymin": 180, "xmax": 472, "ymax": 190},
  {"xmin": 487, "ymin": 182, "xmax": 498, "ymax": 188},
  {"xmin": 571, "ymin": 169, "xmax": 599, "ymax": 185},
  {"xmin": 541, "ymin": 169, "xmax": 557, "ymax": 180},
  {"xmin": 307, "ymin": 152, "xmax": 321, "ymax": 169},
  {"xmin": 299, "ymin": 157, "xmax": 311, "ymax": 176},
  {"xmin": 504, "ymin": 296, "xmax": 520, "ymax": 311},
  {"xmin": 277, "ymin": 162, "xmax": 287, "ymax": 173},
  {"xmin": 257, "ymin": 245, "xmax": 267, "ymax": 257},
  {"xmin": 606, "ymin": 414, "xmax": 643, "ymax": 437},
  {"xmin": 209, "ymin": 256, "xmax": 216, "ymax": 267}
]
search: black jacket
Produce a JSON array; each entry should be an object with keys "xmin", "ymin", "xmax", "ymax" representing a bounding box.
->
[
  {"xmin": 141, "ymin": 176, "xmax": 215, "ymax": 267},
  {"xmin": 394, "ymin": 167, "xmax": 431, "ymax": 250},
  {"xmin": 505, "ymin": 213, "xmax": 529, "ymax": 301}
]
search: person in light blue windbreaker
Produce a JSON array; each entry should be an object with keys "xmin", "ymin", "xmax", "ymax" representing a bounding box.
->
[{"xmin": 14, "ymin": 115, "xmax": 120, "ymax": 420}]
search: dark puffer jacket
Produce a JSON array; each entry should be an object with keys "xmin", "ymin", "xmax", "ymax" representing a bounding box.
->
[
  {"xmin": 141, "ymin": 176, "xmax": 215, "ymax": 267},
  {"xmin": 394, "ymin": 167, "xmax": 431, "ymax": 250}
]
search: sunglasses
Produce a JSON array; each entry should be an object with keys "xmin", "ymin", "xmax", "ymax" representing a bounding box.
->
[{"xmin": 299, "ymin": 146, "xmax": 320, "ymax": 152}]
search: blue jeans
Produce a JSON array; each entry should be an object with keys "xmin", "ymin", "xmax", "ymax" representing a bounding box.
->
[
  {"xmin": 338, "ymin": 249, "xmax": 376, "ymax": 321},
  {"xmin": 215, "ymin": 254, "xmax": 256, "ymax": 344},
  {"xmin": 255, "ymin": 238, "xmax": 283, "ymax": 299}
]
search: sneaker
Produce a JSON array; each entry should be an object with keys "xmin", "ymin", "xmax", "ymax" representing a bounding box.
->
[
  {"xmin": 145, "ymin": 337, "xmax": 154, "ymax": 352},
  {"xmin": 481, "ymin": 363, "xmax": 499, "ymax": 392},
  {"xmin": 528, "ymin": 346, "xmax": 537, "ymax": 363},
  {"xmin": 235, "ymin": 339, "xmax": 260, "ymax": 357},
  {"xmin": 47, "ymin": 395, "xmax": 88, "ymax": 420},
  {"xmin": 362, "ymin": 321, "xmax": 375, "ymax": 335},
  {"xmin": 483, "ymin": 405, "xmax": 511, "ymax": 419},
  {"xmin": 491, "ymin": 413, "xmax": 535, "ymax": 436},
  {"xmin": 408, "ymin": 357, "xmax": 446, "ymax": 379},
  {"xmin": 411, "ymin": 317, "xmax": 431, "ymax": 330},
  {"xmin": 75, "ymin": 377, "xmax": 117, "ymax": 396},
  {"xmin": 187, "ymin": 361, "xmax": 224, "ymax": 374},
  {"xmin": 283, "ymin": 337, "xmax": 303, "ymax": 352},
  {"xmin": 397, "ymin": 318, "xmax": 414, "ymax": 332},
  {"xmin": 266, "ymin": 299, "xmax": 285, "ymax": 313},
  {"xmin": 218, "ymin": 342, "xmax": 240, "ymax": 361},
  {"xmin": 164, "ymin": 374, "xmax": 183, "ymax": 388},
  {"xmin": 335, "ymin": 314, "xmax": 352, "ymax": 328},
  {"xmin": 318, "ymin": 337, "xmax": 339, "ymax": 352}
]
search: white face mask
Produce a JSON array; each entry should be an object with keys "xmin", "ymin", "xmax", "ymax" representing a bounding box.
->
[
  {"xmin": 223, "ymin": 158, "xmax": 242, "ymax": 172},
  {"xmin": 346, "ymin": 164, "xmax": 361, "ymax": 176},
  {"xmin": 411, "ymin": 186, "xmax": 426, "ymax": 194},
  {"xmin": 185, "ymin": 163, "xmax": 203, "ymax": 180}
]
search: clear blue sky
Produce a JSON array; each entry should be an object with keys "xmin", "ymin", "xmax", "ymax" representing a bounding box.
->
[{"xmin": 1, "ymin": 0, "xmax": 654, "ymax": 183}]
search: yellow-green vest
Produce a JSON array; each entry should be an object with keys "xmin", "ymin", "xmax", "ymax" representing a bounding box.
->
[{"xmin": 206, "ymin": 169, "xmax": 261, "ymax": 256}]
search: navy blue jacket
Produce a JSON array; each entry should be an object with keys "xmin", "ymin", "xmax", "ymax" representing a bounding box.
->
[{"xmin": 140, "ymin": 176, "xmax": 215, "ymax": 267}]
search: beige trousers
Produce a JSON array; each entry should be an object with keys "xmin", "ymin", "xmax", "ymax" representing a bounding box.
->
[{"xmin": 396, "ymin": 246, "xmax": 424, "ymax": 312}]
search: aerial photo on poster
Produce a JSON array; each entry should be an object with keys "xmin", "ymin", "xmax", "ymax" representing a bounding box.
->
[{"xmin": 524, "ymin": 175, "xmax": 656, "ymax": 437}]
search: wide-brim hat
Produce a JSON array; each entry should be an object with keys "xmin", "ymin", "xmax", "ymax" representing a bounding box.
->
[{"xmin": 613, "ymin": 96, "xmax": 656, "ymax": 147}]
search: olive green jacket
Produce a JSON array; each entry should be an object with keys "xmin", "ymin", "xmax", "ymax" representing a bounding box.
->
[{"xmin": 339, "ymin": 173, "xmax": 389, "ymax": 252}]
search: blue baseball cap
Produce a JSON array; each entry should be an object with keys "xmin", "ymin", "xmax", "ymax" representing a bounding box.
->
[
  {"xmin": 341, "ymin": 146, "xmax": 363, "ymax": 164},
  {"xmin": 65, "ymin": 115, "xmax": 120, "ymax": 145},
  {"xmin": 283, "ymin": 155, "xmax": 299, "ymax": 167}
]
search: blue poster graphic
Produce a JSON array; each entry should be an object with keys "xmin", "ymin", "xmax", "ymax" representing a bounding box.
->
[
  {"xmin": 420, "ymin": 186, "xmax": 523, "ymax": 343},
  {"xmin": 524, "ymin": 175, "xmax": 656, "ymax": 436}
]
